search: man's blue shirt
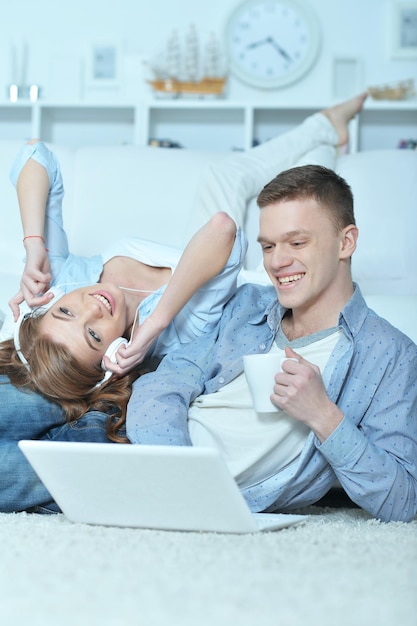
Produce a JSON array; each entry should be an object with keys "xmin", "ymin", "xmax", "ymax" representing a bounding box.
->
[{"xmin": 127, "ymin": 282, "xmax": 417, "ymax": 523}]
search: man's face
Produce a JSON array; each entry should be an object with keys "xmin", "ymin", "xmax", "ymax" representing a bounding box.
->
[{"xmin": 258, "ymin": 198, "xmax": 357, "ymax": 319}]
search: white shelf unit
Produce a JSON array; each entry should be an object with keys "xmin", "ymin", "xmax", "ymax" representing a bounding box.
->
[
  {"xmin": 0, "ymin": 99, "xmax": 416, "ymax": 152},
  {"xmin": 39, "ymin": 103, "xmax": 138, "ymax": 147},
  {"xmin": 0, "ymin": 101, "xmax": 33, "ymax": 140},
  {"xmin": 143, "ymin": 100, "xmax": 251, "ymax": 151}
]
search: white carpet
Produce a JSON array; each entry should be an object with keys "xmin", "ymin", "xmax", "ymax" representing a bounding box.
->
[{"xmin": 1, "ymin": 506, "xmax": 416, "ymax": 626}]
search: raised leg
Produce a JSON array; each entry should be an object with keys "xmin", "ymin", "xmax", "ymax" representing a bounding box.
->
[{"xmin": 187, "ymin": 93, "xmax": 368, "ymax": 235}]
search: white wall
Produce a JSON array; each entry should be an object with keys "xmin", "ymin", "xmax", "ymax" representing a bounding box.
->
[{"xmin": 1, "ymin": 0, "xmax": 416, "ymax": 104}]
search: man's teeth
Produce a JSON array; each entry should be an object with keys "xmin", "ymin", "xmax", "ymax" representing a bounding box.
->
[
  {"xmin": 279, "ymin": 274, "xmax": 304, "ymax": 284},
  {"xmin": 94, "ymin": 294, "xmax": 112, "ymax": 312}
]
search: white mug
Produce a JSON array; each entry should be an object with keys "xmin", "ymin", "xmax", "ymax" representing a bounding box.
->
[{"xmin": 243, "ymin": 353, "xmax": 297, "ymax": 413}]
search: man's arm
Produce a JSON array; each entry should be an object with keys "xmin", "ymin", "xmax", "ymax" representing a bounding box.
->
[
  {"xmin": 317, "ymin": 344, "xmax": 417, "ymax": 522},
  {"xmin": 125, "ymin": 284, "xmax": 254, "ymax": 445},
  {"xmin": 126, "ymin": 344, "xmax": 209, "ymax": 446},
  {"xmin": 274, "ymin": 339, "xmax": 417, "ymax": 522}
]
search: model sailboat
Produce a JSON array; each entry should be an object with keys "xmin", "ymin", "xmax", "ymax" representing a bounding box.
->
[{"xmin": 147, "ymin": 26, "xmax": 226, "ymax": 97}]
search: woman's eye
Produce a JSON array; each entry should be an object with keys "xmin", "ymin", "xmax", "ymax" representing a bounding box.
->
[
  {"xmin": 88, "ymin": 328, "xmax": 101, "ymax": 343},
  {"xmin": 59, "ymin": 307, "xmax": 72, "ymax": 316}
]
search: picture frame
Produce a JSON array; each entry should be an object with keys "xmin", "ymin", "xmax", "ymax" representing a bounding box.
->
[
  {"xmin": 332, "ymin": 57, "xmax": 363, "ymax": 99},
  {"xmin": 389, "ymin": 1, "xmax": 417, "ymax": 58},
  {"xmin": 85, "ymin": 42, "xmax": 122, "ymax": 88}
]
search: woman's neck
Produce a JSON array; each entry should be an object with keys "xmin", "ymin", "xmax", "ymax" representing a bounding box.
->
[
  {"xmin": 100, "ymin": 256, "xmax": 172, "ymax": 331},
  {"xmin": 101, "ymin": 256, "xmax": 172, "ymax": 294}
]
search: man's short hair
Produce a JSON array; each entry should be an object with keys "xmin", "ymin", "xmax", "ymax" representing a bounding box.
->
[{"xmin": 257, "ymin": 164, "xmax": 355, "ymax": 232}]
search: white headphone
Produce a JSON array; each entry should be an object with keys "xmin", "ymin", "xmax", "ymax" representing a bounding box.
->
[
  {"xmin": 96, "ymin": 336, "xmax": 128, "ymax": 387},
  {"xmin": 14, "ymin": 286, "xmax": 128, "ymax": 389},
  {"xmin": 14, "ymin": 286, "xmax": 65, "ymax": 369}
]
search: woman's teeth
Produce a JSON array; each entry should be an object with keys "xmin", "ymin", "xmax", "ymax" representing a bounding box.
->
[{"xmin": 93, "ymin": 294, "xmax": 112, "ymax": 312}]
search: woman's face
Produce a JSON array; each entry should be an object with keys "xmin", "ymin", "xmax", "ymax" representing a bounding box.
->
[{"xmin": 38, "ymin": 284, "xmax": 129, "ymax": 368}]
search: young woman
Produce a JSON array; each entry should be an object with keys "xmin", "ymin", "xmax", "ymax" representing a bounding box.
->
[
  {"xmin": 0, "ymin": 93, "xmax": 368, "ymax": 445},
  {"xmin": 0, "ymin": 139, "xmax": 249, "ymax": 440}
]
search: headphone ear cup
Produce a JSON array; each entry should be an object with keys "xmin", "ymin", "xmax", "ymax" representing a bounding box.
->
[
  {"xmin": 14, "ymin": 286, "xmax": 66, "ymax": 368},
  {"xmin": 101, "ymin": 337, "xmax": 128, "ymax": 371},
  {"xmin": 92, "ymin": 337, "xmax": 128, "ymax": 391},
  {"xmin": 35, "ymin": 286, "xmax": 66, "ymax": 315}
]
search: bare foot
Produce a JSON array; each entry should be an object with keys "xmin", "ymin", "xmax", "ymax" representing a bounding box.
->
[{"xmin": 322, "ymin": 92, "xmax": 368, "ymax": 146}]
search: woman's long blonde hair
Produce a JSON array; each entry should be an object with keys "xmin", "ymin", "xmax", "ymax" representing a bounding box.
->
[{"xmin": 0, "ymin": 315, "xmax": 156, "ymax": 443}]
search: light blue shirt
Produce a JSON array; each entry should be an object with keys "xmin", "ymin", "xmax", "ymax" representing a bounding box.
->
[{"xmin": 127, "ymin": 282, "xmax": 417, "ymax": 523}]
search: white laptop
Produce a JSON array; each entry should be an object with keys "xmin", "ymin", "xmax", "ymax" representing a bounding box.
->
[{"xmin": 18, "ymin": 440, "xmax": 307, "ymax": 534}]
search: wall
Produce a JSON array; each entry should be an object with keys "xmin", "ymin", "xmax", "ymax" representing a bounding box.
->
[{"xmin": 0, "ymin": 0, "xmax": 416, "ymax": 105}]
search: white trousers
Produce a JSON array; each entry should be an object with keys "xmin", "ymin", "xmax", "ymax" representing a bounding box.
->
[{"xmin": 187, "ymin": 112, "xmax": 338, "ymax": 237}]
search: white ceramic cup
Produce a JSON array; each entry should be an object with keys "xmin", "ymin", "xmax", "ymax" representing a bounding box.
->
[{"xmin": 243, "ymin": 353, "xmax": 297, "ymax": 413}]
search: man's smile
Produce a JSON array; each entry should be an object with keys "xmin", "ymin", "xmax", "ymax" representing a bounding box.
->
[{"xmin": 277, "ymin": 273, "xmax": 305, "ymax": 285}]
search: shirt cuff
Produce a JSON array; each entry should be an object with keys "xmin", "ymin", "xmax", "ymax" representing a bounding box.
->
[{"xmin": 315, "ymin": 416, "xmax": 368, "ymax": 469}]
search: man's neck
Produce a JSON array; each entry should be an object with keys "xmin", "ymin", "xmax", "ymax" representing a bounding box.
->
[{"xmin": 280, "ymin": 284, "xmax": 354, "ymax": 342}]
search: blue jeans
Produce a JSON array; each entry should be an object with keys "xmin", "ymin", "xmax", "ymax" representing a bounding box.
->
[{"xmin": 0, "ymin": 375, "xmax": 115, "ymax": 513}]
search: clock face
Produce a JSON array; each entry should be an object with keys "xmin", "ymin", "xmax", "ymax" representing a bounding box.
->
[{"xmin": 225, "ymin": 0, "xmax": 321, "ymax": 89}]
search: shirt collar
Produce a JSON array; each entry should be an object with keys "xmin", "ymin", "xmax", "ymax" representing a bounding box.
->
[
  {"xmin": 338, "ymin": 283, "xmax": 369, "ymax": 338},
  {"xmin": 264, "ymin": 282, "xmax": 369, "ymax": 338}
]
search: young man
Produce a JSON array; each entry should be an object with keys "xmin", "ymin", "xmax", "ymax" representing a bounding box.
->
[{"xmin": 127, "ymin": 163, "xmax": 417, "ymax": 523}]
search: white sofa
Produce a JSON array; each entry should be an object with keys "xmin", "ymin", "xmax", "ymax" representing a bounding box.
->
[{"xmin": 1, "ymin": 139, "xmax": 416, "ymax": 344}]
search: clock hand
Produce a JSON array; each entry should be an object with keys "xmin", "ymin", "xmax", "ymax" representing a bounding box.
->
[
  {"xmin": 266, "ymin": 37, "xmax": 293, "ymax": 62},
  {"xmin": 246, "ymin": 38, "xmax": 270, "ymax": 49}
]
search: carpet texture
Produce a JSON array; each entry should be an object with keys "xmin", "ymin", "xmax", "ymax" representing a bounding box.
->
[{"xmin": 1, "ymin": 506, "xmax": 416, "ymax": 626}]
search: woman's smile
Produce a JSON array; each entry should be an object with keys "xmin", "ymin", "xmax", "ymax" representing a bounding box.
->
[{"xmin": 90, "ymin": 290, "xmax": 115, "ymax": 315}]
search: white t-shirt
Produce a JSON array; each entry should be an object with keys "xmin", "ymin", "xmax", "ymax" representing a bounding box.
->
[{"xmin": 188, "ymin": 329, "xmax": 342, "ymax": 488}]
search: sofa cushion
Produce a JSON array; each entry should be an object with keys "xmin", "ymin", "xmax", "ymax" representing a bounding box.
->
[
  {"xmin": 64, "ymin": 146, "xmax": 225, "ymax": 256},
  {"xmin": 336, "ymin": 149, "xmax": 417, "ymax": 296}
]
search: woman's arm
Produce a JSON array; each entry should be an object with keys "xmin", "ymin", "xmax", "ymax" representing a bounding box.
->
[
  {"xmin": 17, "ymin": 147, "xmax": 49, "ymax": 241},
  {"xmin": 9, "ymin": 140, "xmax": 70, "ymax": 319},
  {"xmin": 106, "ymin": 211, "xmax": 238, "ymax": 373},
  {"xmin": 9, "ymin": 152, "xmax": 53, "ymax": 319}
]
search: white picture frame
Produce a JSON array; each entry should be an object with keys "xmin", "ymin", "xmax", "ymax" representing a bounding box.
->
[
  {"xmin": 389, "ymin": 1, "xmax": 417, "ymax": 58},
  {"xmin": 85, "ymin": 42, "xmax": 122, "ymax": 87},
  {"xmin": 332, "ymin": 57, "xmax": 363, "ymax": 99}
]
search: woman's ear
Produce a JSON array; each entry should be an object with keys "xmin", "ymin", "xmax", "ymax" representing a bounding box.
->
[{"xmin": 340, "ymin": 224, "xmax": 359, "ymax": 259}]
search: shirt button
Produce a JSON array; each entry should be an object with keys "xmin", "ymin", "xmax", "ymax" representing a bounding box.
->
[
  {"xmin": 259, "ymin": 343, "xmax": 266, "ymax": 351},
  {"xmin": 218, "ymin": 376, "xmax": 225, "ymax": 384}
]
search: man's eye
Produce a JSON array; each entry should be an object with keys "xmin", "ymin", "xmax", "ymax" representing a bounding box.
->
[
  {"xmin": 291, "ymin": 241, "xmax": 306, "ymax": 247},
  {"xmin": 88, "ymin": 328, "xmax": 101, "ymax": 343},
  {"xmin": 261, "ymin": 244, "xmax": 273, "ymax": 251}
]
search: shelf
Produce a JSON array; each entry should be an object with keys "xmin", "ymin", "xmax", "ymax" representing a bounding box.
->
[
  {"xmin": 0, "ymin": 98, "xmax": 415, "ymax": 152},
  {"xmin": 0, "ymin": 102, "xmax": 33, "ymax": 140},
  {"xmin": 39, "ymin": 104, "xmax": 136, "ymax": 146}
]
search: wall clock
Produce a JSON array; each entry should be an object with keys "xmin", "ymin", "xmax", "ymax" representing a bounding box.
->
[{"xmin": 225, "ymin": 0, "xmax": 321, "ymax": 89}]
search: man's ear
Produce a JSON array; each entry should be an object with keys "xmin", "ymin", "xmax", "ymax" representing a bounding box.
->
[{"xmin": 340, "ymin": 224, "xmax": 359, "ymax": 259}]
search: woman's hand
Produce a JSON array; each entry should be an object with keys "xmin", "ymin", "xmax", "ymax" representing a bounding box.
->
[
  {"xmin": 9, "ymin": 239, "xmax": 52, "ymax": 320},
  {"xmin": 102, "ymin": 316, "xmax": 163, "ymax": 376}
]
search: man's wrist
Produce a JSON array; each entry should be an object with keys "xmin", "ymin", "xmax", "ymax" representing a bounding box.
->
[{"xmin": 311, "ymin": 404, "xmax": 344, "ymax": 443}]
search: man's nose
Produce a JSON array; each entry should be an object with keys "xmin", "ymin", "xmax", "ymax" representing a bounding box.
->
[{"xmin": 270, "ymin": 247, "xmax": 292, "ymax": 270}]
